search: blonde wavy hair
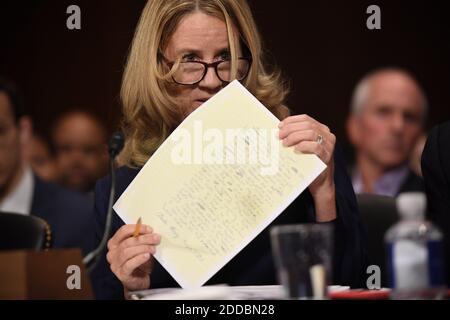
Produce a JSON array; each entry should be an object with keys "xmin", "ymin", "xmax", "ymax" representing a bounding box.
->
[{"xmin": 120, "ymin": 0, "xmax": 290, "ymax": 167}]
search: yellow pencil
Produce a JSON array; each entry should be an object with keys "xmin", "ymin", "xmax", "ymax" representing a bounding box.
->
[{"xmin": 133, "ymin": 217, "xmax": 142, "ymax": 238}]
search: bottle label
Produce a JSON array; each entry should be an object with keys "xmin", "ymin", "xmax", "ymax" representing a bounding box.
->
[
  {"xmin": 387, "ymin": 240, "xmax": 444, "ymax": 290},
  {"xmin": 392, "ymin": 240, "xmax": 428, "ymax": 289},
  {"xmin": 427, "ymin": 240, "xmax": 445, "ymax": 286}
]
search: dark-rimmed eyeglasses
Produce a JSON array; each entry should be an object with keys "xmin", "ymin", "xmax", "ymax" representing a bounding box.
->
[{"xmin": 165, "ymin": 57, "xmax": 252, "ymax": 85}]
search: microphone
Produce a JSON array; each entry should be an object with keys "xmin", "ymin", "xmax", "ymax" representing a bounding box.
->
[
  {"xmin": 108, "ymin": 131, "xmax": 125, "ymax": 158},
  {"xmin": 83, "ymin": 131, "xmax": 125, "ymax": 273}
]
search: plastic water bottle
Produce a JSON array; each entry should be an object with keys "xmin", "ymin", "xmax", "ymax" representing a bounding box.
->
[{"xmin": 385, "ymin": 192, "xmax": 446, "ymax": 299}]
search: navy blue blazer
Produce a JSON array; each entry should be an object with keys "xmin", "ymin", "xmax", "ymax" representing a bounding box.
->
[
  {"xmin": 31, "ymin": 174, "xmax": 95, "ymax": 255},
  {"xmin": 422, "ymin": 121, "xmax": 450, "ymax": 286},
  {"xmin": 91, "ymin": 146, "xmax": 369, "ymax": 299}
]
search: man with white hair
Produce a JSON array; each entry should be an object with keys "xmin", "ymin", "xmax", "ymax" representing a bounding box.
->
[{"xmin": 346, "ymin": 68, "xmax": 426, "ymax": 197}]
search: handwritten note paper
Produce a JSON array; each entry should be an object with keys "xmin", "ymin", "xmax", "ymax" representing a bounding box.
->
[{"xmin": 113, "ymin": 80, "xmax": 326, "ymax": 289}]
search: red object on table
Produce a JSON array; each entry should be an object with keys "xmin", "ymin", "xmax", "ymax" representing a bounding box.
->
[
  {"xmin": 330, "ymin": 289, "xmax": 390, "ymax": 300},
  {"xmin": 330, "ymin": 289, "xmax": 450, "ymax": 300}
]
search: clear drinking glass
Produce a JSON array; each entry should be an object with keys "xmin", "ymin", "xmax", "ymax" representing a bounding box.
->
[{"xmin": 270, "ymin": 223, "xmax": 333, "ymax": 299}]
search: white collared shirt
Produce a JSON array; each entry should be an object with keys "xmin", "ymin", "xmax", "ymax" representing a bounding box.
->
[{"xmin": 0, "ymin": 166, "xmax": 34, "ymax": 215}]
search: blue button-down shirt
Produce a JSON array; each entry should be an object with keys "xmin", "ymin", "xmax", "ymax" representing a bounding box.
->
[{"xmin": 352, "ymin": 165, "xmax": 410, "ymax": 197}]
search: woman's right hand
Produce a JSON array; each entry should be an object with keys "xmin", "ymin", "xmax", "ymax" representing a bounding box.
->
[{"xmin": 106, "ymin": 224, "xmax": 161, "ymax": 293}]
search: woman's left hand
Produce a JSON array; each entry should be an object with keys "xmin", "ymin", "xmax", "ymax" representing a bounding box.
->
[{"xmin": 278, "ymin": 114, "xmax": 337, "ymax": 222}]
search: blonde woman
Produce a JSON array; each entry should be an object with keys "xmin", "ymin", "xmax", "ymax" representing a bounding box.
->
[{"xmin": 92, "ymin": 0, "xmax": 368, "ymax": 299}]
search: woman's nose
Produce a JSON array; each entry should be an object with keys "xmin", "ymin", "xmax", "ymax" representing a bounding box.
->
[{"xmin": 199, "ymin": 66, "xmax": 222, "ymax": 91}]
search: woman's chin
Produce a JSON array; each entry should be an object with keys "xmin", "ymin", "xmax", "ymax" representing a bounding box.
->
[
  {"xmin": 182, "ymin": 103, "xmax": 203, "ymax": 119},
  {"xmin": 187, "ymin": 101, "xmax": 204, "ymax": 113},
  {"xmin": 193, "ymin": 100, "xmax": 205, "ymax": 108}
]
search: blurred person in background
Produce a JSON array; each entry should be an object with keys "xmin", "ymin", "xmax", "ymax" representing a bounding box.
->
[
  {"xmin": 23, "ymin": 133, "xmax": 58, "ymax": 182},
  {"xmin": 0, "ymin": 77, "xmax": 94, "ymax": 254},
  {"xmin": 346, "ymin": 68, "xmax": 426, "ymax": 197},
  {"xmin": 51, "ymin": 110, "xmax": 108, "ymax": 198}
]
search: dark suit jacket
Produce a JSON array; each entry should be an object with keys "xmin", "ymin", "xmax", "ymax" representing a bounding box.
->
[
  {"xmin": 421, "ymin": 121, "xmax": 450, "ymax": 286},
  {"xmin": 31, "ymin": 174, "xmax": 95, "ymax": 255},
  {"xmin": 398, "ymin": 170, "xmax": 425, "ymax": 195},
  {"xmin": 91, "ymin": 147, "xmax": 369, "ymax": 299}
]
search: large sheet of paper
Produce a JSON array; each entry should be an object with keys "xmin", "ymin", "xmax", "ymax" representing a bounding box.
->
[{"xmin": 113, "ymin": 80, "xmax": 326, "ymax": 289}]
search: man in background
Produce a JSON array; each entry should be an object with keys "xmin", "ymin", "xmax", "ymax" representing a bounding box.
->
[
  {"xmin": 346, "ymin": 68, "xmax": 426, "ymax": 197},
  {"xmin": 0, "ymin": 77, "xmax": 94, "ymax": 254},
  {"xmin": 51, "ymin": 110, "xmax": 108, "ymax": 196}
]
